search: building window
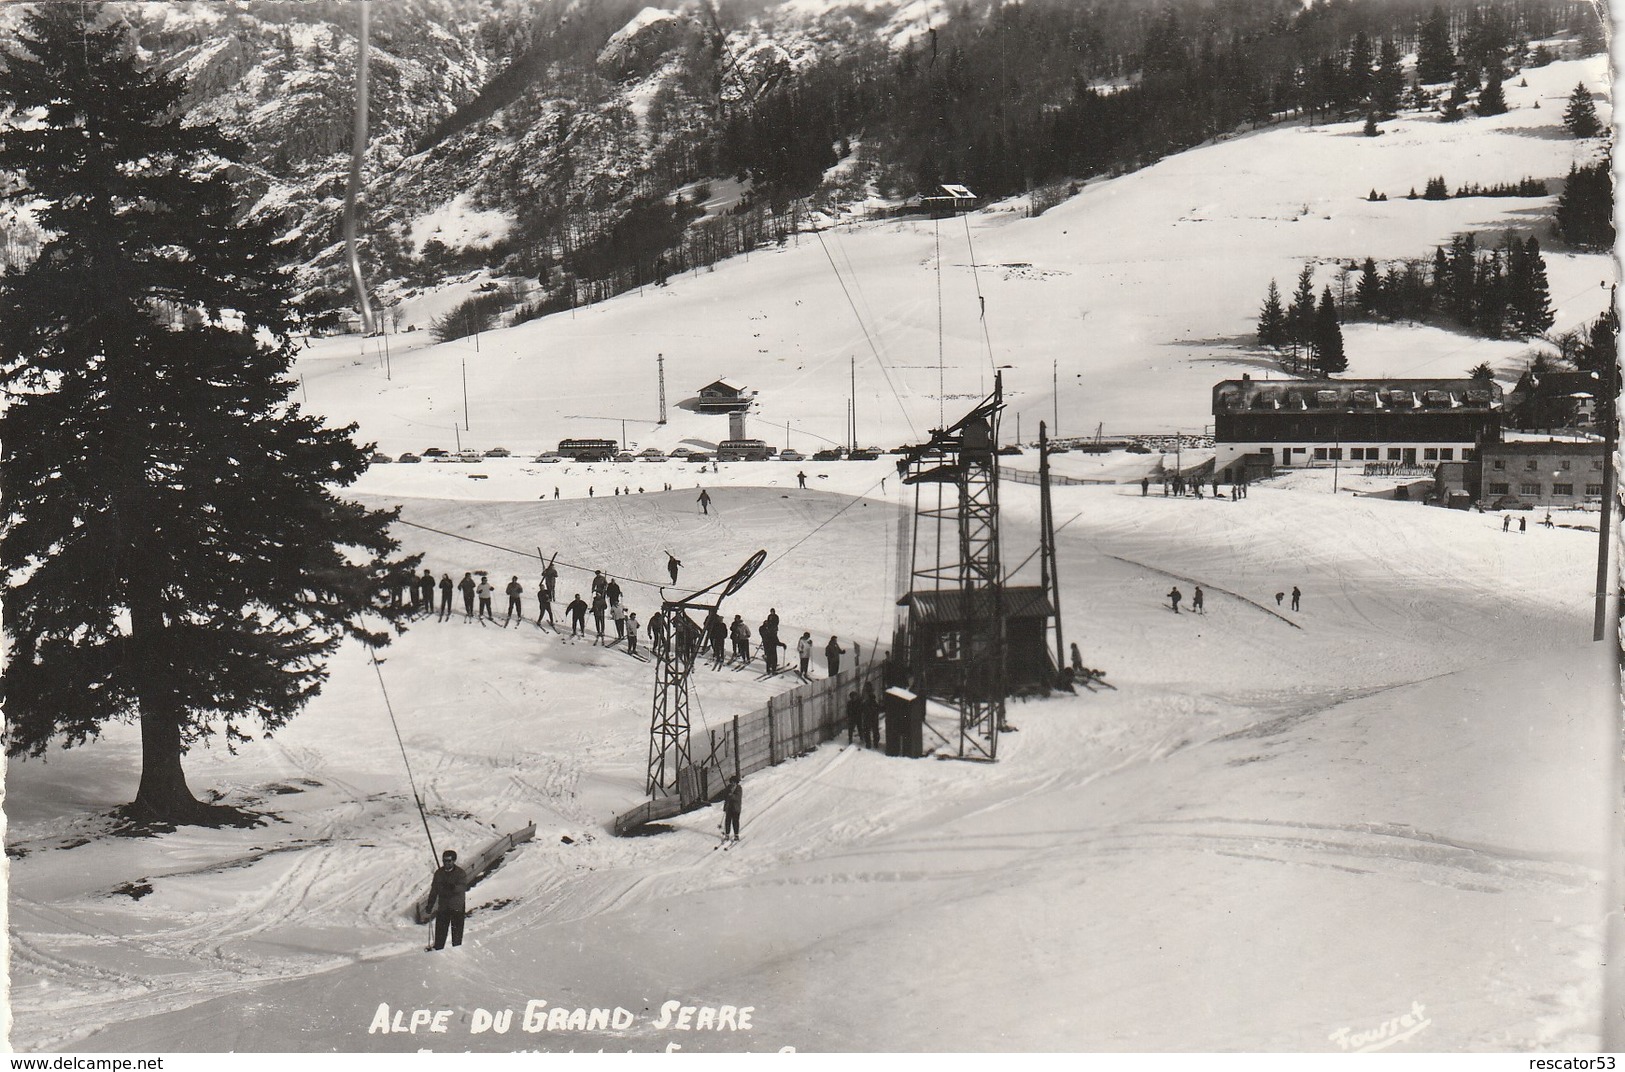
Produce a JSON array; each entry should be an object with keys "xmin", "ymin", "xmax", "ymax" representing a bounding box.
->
[
  {"xmin": 1587, "ymin": 483, "xmax": 1604, "ymax": 496},
  {"xmin": 1520, "ymin": 482, "xmax": 1541, "ymax": 496},
  {"xmin": 1489, "ymin": 482, "xmax": 1510, "ymax": 495},
  {"xmin": 1388, "ymin": 448, "xmax": 1402, "ymax": 461},
  {"xmin": 1423, "ymin": 448, "xmax": 1438, "ymax": 461},
  {"xmin": 1553, "ymin": 483, "xmax": 1574, "ymax": 496},
  {"xmin": 1439, "ymin": 449, "xmax": 1453, "ymax": 461},
  {"xmin": 1492, "ymin": 459, "xmax": 1505, "ymax": 470},
  {"xmin": 1314, "ymin": 447, "xmax": 1327, "ymax": 460},
  {"xmin": 1560, "ymin": 459, "xmax": 1572, "ymax": 470},
  {"xmin": 1330, "ymin": 448, "xmax": 1342, "ymax": 460},
  {"xmin": 1463, "ymin": 449, "xmax": 1475, "ymax": 461},
  {"xmin": 1525, "ymin": 459, "xmax": 1538, "ymax": 470},
  {"xmin": 1593, "ymin": 459, "xmax": 1604, "ymax": 470}
]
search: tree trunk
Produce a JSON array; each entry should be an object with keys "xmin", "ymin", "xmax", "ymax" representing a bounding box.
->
[{"xmin": 132, "ymin": 700, "xmax": 208, "ymax": 823}]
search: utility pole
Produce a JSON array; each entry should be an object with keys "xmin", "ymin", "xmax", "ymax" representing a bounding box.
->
[
  {"xmin": 1052, "ymin": 358, "xmax": 1059, "ymax": 441},
  {"xmin": 462, "ymin": 358, "xmax": 469, "ymax": 431},
  {"xmin": 1039, "ymin": 421, "xmax": 1064, "ymax": 673},
  {"xmin": 657, "ymin": 353, "xmax": 667, "ymax": 425},
  {"xmin": 850, "ymin": 356, "xmax": 857, "ymax": 451}
]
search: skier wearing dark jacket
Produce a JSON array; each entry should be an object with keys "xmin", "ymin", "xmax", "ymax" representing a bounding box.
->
[
  {"xmin": 437, "ymin": 573, "xmax": 453, "ymax": 621},
  {"xmin": 721, "ymin": 775, "xmax": 742, "ymax": 841},
  {"xmin": 590, "ymin": 592, "xmax": 608, "ymax": 638},
  {"xmin": 418, "ymin": 570, "xmax": 435, "ymax": 614},
  {"xmin": 504, "ymin": 577, "xmax": 523, "ymax": 624},
  {"xmin": 567, "ymin": 594, "xmax": 589, "ymax": 636},
  {"xmin": 825, "ymin": 636, "xmax": 846, "ymax": 676},
  {"xmin": 706, "ymin": 612, "xmax": 728, "ymax": 668},
  {"xmin": 458, "ymin": 572, "xmax": 477, "ymax": 621},
  {"xmin": 426, "ymin": 849, "xmax": 470, "ymax": 950}
]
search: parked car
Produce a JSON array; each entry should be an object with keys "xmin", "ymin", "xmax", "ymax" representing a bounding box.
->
[
  {"xmin": 812, "ymin": 448, "xmax": 843, "ymax": 462},
  {"xmin": 997, "ymin": 446, "xmax": 1022, "ymax": 456},
  {"xmin": 1125, "ymin": 444, "xmax": 1152, "ymax": 454},
  {"xmin": 484, "ymin": 447, "xmax": 512, "ymax": 458},
  {"xmin": 534, "ymin": 454, "xmax": 562, "ymax": 464},
  {"xmin": 670, "ymin": 446, "xmax": 693, "ymax": 457},
  {"xmin": 457, "ymin": 450, "xmax": 481, "ymax": 463},
  {"xmin": 397, "ymin": 452, "xmax": 421, "ymax": 463},
  {"xmin": 778, "ymin": 449, "xmax": 805, "ymax": 462},
  {"xmin": 422, "ymin": 447, "xmax": 449, "ymax": 457},
  {"xmin": 688, "ymin": 452, "xmax": 712, "ymax": 463},
  {"xmin": 848, "ymin": 448, "xmax": 880, "ymax": 461},
  {"xmin": 639, "ymin": 447, "xmax": 666, "ymax": 458},
  {"xmin": 614, "ymin": 452, "xmax": 636, "ymax": 463},
  {"xmin": 370, "ymin": 452, "xmax": 394, "ymax": 464}
]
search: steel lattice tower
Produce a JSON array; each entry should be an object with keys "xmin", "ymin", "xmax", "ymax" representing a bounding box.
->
[
  {"xmin": 899, "ymin": 376, "xmax": 1007, "ymax": 760},
  {"xmin": 645, "ymin": 551, "xmax": 765, "ymax": 798}
]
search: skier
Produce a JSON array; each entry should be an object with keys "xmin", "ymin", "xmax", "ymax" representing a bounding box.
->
[
  {"xmin": 1192, "ymin": 585, "xmax": 1205, "ymax": 614},
  {"xmin": 425, "ymin": 849, "xmax": 469, "ymax": 951},
  {"xmin": 605, "ymin": 577, "xmax": 622, "ymax": 607},
  {"xmin": 611, "ymin": 600, "xmax": 627, "ymax": 642},
  {"xmin": 1274, "ymin": 591, "xmax": 1284, "ymax": 607},
  {"xmin": 542, "ymin": 557, "xmax": 559, "ymax": 604},
  {"xmin": 730, "ymin": 615, "xmax": 751, "ymax": 664},
  {"xmin": 407, "ymin": 570, "xmax": 422, "ymax": 614},
  {"xmin": 591, "ymin": 570, "xmax": 607, "ymax": 599},
  {"xmin": 503, "ymin": 576, "xmax": 523, "ymax": 625},
  {"xmin": 1290, "ymin": 586, "xmax": 1301, "ymax": 612},
  {"xmin": 1069, "ymin": 642, "xmax": 1084, "ymax": 675},
  {"xmin": 1141, "ymin": 476, "xmax": 1149, "ymax": 496},
  {"xmin": 721, "ymin": 774, "xmax": 743, "ymax": 843},
  {"xmin": 845, "ymin": 690, "xmax": 863, "ymax": 744},
  {"xmin": 862, "ymin": 683, "xmax": 882, "ymax": 750},
  {"xmin": 825, "ymin": 635, "xmax": 846, "ymax": 676},
  {"xmin": 554, "ymin": 487, "xmax": 560, "ymax": 500},
  {"xmin": 666, "ymin": 552, "xmax": 682, "ymax": 585},
  {"xmin": 591, "ymin": 590, "xmax": 608, "ymax": 639},
  {"xmin": 1167, "ymin": 586, "xmax": 1182, "ymax": 613},
  {"xmin": 697, "ymin": 488, "xmax": 712, "ymax": 515},
  {"xmin": 536, "ymin": 577, "xmax": 555, "ymax": 627},
  {"xmin": 798, "ymin": 471, "xmax": 807, "ymax": 489},
  {"xmin": 1212, "ymin": 476, "xmax": 1221, "ymax": 498},
  {"xmin": 626, "ymin": 612, "xmax": 640, "ymax": 656},
  {"xmin": 706, "ymin": 611, "xmax": 728, "ymax": 668},
  {"xmin": 1503, "ymin": 515, "xmax": 1511, "ymax": 533},
  {"xmin": 797, "ymin": 631, "xmax": 814, "ymax": 679},
  {"xmin": 1519, "ymin": 516, "xmax": 1527, "ymax": 533},
  {"xmin": 418, "ymin": 569, "xmax": 436, "ymax": 615},
  {"xmin": 760, "ymin": 617, "xmax": 785, "ymax": 673},
  {"xmin": 458, "ymin": 572, "xmax": 477, "ymax": 622},
  {"xmin": 1543, "ymin": 512, "xmax": 1554, "ymax": 528},
  {"xmin": 649, "ymin": 611, "xmax": 669, "ymax": 657},
  {"xmin": 391, "ymin": 569, "xmax": 409, "ymax": 608},
  {"xmin": 476, "ymin": 575, "xmax": 495, "ymax": 621},
  {"xmin": 566, "ymin": 593, "xmax": 588, "ymax": 636},
  {"xmin": 438, "ymin": 573, "xmax": 453, "ymax": 622}
]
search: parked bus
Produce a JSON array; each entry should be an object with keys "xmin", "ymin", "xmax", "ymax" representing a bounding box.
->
[
  {"xmin": 557, "ymin": 438, "xmax": 619, "ymax": 461},
  {"xmin": 716, "ymin": 438, "xmax": 771, "ymax": 461}
]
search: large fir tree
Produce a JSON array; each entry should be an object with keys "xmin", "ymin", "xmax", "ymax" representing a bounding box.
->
[
  {"xmin": 1563, "ymin": 82, "xmax": 1601, "ymax": 138},
  {"xmin": 1556, "ymin": 158, "xmax": 1616, "ymax": 250},
  {"xmin": 0, "ymin": 6, "xmax": 414, "ymax": 825},
  {"xmin": 1312, "ymin": 287, "xmax": 1348, "ymax": 375},
  {"xmin": 1416, "ymin": 7, "xmax": 1458, "ymax": 84},
  {"xmin": 1475, "ymin": 63, "xmax": 1508, "ymax": 116},
  {"xmin": 1257, "ymin": 279, "xmax": 1288, "ymax": 349}
]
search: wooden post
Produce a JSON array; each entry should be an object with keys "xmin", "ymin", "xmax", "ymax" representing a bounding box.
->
[
  {"xmin": 733, "ymin": 715, "xmax": 741, "ymax": 779},
  {"xmin": 768, "ymin": 699, "xmax": 777, "ymax": 766}
]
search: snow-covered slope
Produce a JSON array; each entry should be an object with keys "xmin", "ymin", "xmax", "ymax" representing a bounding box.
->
[{"xmin": 296, "ymin": 54, "xmax": 1614, "ymax": 461}]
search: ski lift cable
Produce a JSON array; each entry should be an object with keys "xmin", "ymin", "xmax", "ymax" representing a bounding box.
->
[
  {"xmin": 367, "ymin": 644, "xmax": 440, "ymax": 867},
  {"xmin": 343, "ymin": 0, "xmax": 377, "ymax": 335},
  {"xmin": 813, "ymin": 228, "xmax": 918, "ymax": 440},
  {"xmin": 961, "ymin": 213, "xmax": 998, "ymax": 375},
  {"xmin": 753, "ymin": 470, "xmax": 890, "ymax": 581}
]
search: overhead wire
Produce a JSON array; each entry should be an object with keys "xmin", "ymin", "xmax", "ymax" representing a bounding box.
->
[
  {"xmin": 367, "ymin": 643, "xmax": 440, "ymax": 867},
  {"xmin": 393, "ymin": 516, "xmax": 673, "ymax": 592},
  {"xmin": 962, "ymin": 213, "xmax": 998, "ymax": 376},
  {"xmin": 814, "ymin": 228, "xmax": 919, "ymax": 440}
]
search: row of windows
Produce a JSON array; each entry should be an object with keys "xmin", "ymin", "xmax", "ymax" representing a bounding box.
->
[
  {"xmin": 1490, "ymin": 457, "xmax": 1602, "ymax": 471},
  {"xmin": 1285, "ymin": 446, "xmax": 1475, "ymax": 462},
  {"xmin": 1486, "ymin": 482, "xmax": 1602, "ymax": 497}
]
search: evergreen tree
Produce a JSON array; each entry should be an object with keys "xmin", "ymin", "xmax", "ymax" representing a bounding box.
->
[
  {"xmin": 1312, "ymin": 287, "xmax": 1348, "ymax": 375},
  {"xmin": 1556, "ymin": 159, "xmax": 1616, "ymax": 250},
  {"xmin": 1447, "ymin": 233, "xmax": 1478, "ymax": 324},
  {"xmin": 1507, "ymin": 235, "xmax": 1554, "ymax": 337},
  {"xmin": 1257, "ymin": 278, "xmax": 1289, "ymax": 349},
  {"xmin": 1468, "ymin": 361, "xmax": 1495, "ymax": 381},
  {"xmin": 1356, "ymin": 257, "xmax": 1383, "ymax": 314},
  {"xmin": 1441, "ymin": 72, "xmax": 1469, "ymax": 121},
  {"xmin": 1475, "ymin": 63, "xmax": 1508, "ymax": 116},
  {"xmin": 1372, "ymin": 38, "xmax": 1404, "ymax": 117},
  {"xmin": 0, "ymin": 6, "xmax": 412, "ymax": 825},
  {"xmin": 1417, "ymin": 7, "xmax": 1458, "ymax": 84},
  {"xmin": 1346, "ymin": 32, "xmax": 1374, "ymax": 106},
  {"xmin": 1563, "ymin": 82, "xmax": 1601, "ymax": 138},
  {"xmin": 1473, "ymin": 248, "xmax": 1506, "ymax": 337},
  {"xmin": 1287, "ymin": 264, "xmax": 1318, "ymax": 355}
]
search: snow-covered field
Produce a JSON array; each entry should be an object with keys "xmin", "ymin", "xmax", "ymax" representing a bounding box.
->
[{"xmin": 5, "ymin": 53, "xmax": 1619, "ymax": 1053}]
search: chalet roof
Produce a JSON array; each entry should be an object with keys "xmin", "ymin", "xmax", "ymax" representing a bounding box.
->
[
  {"xmin": 699, "ymin": 379, "xmax": 743, "ymax": 396},
  {"xmin": 1213, "ymin": 377, "xmax": 1500, "ymax": 414},
  {"xmin": 1510, "ymin": 369, "xmax": 1602, "ymax": 398},
  {"xmin": 898, "ymin": 586, "xmax": 1054, "ymax": 625}
]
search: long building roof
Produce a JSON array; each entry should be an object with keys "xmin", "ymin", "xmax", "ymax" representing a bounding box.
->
[{"xmin": 1214, "ymin": 377, "xmax": 1501, "ymax": 414}]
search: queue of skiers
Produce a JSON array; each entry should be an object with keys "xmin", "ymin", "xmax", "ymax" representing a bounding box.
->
[
  {"xmin": 385, "ymin": 558, "xmax": 848, "ymax": 680},
  {"xmin": 1141, "ymin": 471, "xmax": 1248, "ymax": 499}
]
